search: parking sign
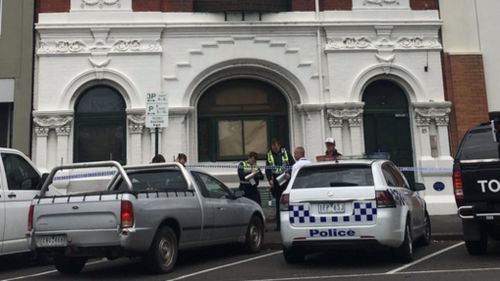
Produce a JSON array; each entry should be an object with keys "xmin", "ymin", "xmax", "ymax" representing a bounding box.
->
[{"xmin": 145, "ymin": 92, "xmax": 168, "ymax": 128}]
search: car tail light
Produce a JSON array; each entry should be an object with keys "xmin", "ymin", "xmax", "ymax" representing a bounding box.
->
[
  {"xmin": 28, "ymin": 204, "xmax": 34, "ymax": 231},
  {"xmin": 376, "ymin": 190, "xmax": 396, "ymax": 208},
  {"xmin": 453, "ymin": 170, "xmax": 464, "ymax": 201},
  {"xmin": 279, "ymin": 193, "xmax": 289, "ymax": 211},
  {"xmin": 121, "ymin": 201, "xmax": 134, "ymax": 228}
]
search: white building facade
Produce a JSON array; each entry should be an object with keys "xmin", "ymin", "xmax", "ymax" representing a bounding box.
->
[{"xmin": 33, "ymin": 0, "xmax": 455, "ymax": 214}]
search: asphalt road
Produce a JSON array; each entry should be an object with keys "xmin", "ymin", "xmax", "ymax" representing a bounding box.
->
[{"xmin": 1, "ymin": 240, "xmax": 500, "ymax": 281}]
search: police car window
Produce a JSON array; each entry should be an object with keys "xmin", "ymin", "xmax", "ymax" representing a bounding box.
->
[
  {"xmin": 387, "ymin": 164, "xmax": 407, "ymax": 188},
  {"xmin": 292, "ymin": 165, "xmax": 374, "ymax": 189},
  {"xmin": 115, "ymin": 169, "xmax": 187, "ymax": 192},
  {"xmin": 382, "ymin": 165, "xmax": 398, "ymax": 187},
  {"xmin": 458, "ymin": 127, "xmax": 499, "ymax": 160}
]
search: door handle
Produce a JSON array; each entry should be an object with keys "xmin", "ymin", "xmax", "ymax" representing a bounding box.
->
[
  {"xmin": 8, "ymin": 193, "xmax": 16, "ymax": 198},
  {"xmin": 216, "ymin": 207, "xmax": 225, "ymax": 211}
]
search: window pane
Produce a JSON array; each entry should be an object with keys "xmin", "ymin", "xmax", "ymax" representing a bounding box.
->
[
  {"xmin": 218, "ymin": 120, "xmax": 243, "ymax": 156},
  {"xmin": 244, "ymin": 120, "xmax": 267, "ymax": 154},
  {"xmin": 76, "ymin": 86, "xmax": 125, "ymax": 113},
  {"xmin": 1, "ymin": 153, "xmax": 41, "ymax": 190},
  {"xmin": 0, "ymin": 103, "xmax": 12, "ymax": 147},
  {"xmin": 77, "ymin": 123, "xmax": 125, "ymax": 163},
  {"xmin": 292, "ymin": 165, "xmax": 374, "ymax": 189}
]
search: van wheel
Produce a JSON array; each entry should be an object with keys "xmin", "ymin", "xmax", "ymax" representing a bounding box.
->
[
  {"xmin": 145, "ymin": 226, "xmax": 178, "ymax": 274},
  {"xmin": 54, "ymin": 256, "xmax": 87, "ymax": 274},
  {"xmin": 418, "ymin": 212, "xmax": 432, "ymax": 246},
  {"xmin": 395, "ymin": 221, "xmax": 413, "ymax": 262},
  {"xmin": 244, "ymin": 216, "xmax": 264, "ymax": 253},
  {"xmin": 283, "ymin": 247, "xmax": 304, "ymax": 264}
]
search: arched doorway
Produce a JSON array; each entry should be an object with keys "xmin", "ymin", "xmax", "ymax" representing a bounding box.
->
[
  {"xmin": 362, "ymin": 80, "xmax": 415, "ymax": 185},
  {"xmin": 74, "ymin": 85, "xmax": 126, "ymax": 164},
  {"xmin": 197, "ymin": 78, "xmax": 289, "ymax": 162}
]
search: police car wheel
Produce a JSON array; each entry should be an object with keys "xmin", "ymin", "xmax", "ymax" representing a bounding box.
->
[
  {"xmin": 417, "ymin": 212, "xmax": 431, "ymax": 246},
  {"xmin": 395, "ymin": 221, "xmax": 413, "ymax": 262},
  {"xmin": 283, "ymin": 247, "xmax": 305, "ymax": 264},
  {"xmin": 244, "ymin": 216, "xmax": 264, "ymax": 253}
]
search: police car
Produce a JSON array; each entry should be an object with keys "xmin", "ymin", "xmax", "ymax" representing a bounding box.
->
[{"xmin": 280, "ymin": 159, "xmax": 431, "ymax": 263}]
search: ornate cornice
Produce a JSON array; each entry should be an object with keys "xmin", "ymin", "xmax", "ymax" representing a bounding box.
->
[
  {"xmin": 413, "ymin": 102, "xmax": 452, "ymax": 127},
  {"xmin": 38, "ymin": 39, "xmax": 162, "ymax": 55},
  {"xmin": 364, "ymin": 0, "xmax": 399, "ymax": 6},
  {"xmin": 326, "ymin": 103, "xmax": 365, "ymax": 128},
  {"xmin": 33, "ymin": 114, "xmax": 73, "ymax": 128},
  {"xmin": 81, "ymin": 0, "xmax": 120, "ymax": 8},
  {"xmin": 127, "ymin": 113, "xmax": 145, "ymax": 134},
  {"xmin": 325, "ymin": 36, "xmax": 441, "ymax": 51}
]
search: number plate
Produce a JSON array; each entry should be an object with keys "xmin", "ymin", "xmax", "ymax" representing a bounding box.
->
[
  {"xmin": 318, "ymin": 202, "xmax": 345, "ymax": 214},
  {"xmin": 36, "ymin": 235, "xmax": 67, "ymax": 247}
]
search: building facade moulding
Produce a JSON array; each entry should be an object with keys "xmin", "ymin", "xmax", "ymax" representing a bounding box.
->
[
  {"xmin": 126, "ymin": 109, "xmax": 145, "ymax": 134},
  {"xmin": 325, "ymin": 36, "xmax": 442, "ymax": 52},
  {"xmin": 413, "ymin": 101, "xmax": 452, "ymax": 127},
  {"xmin": 33, "ymin": 111, "xmax": 74, "ymax": 136},
  {"xmin": 70, "ymin": 0, "xmax": 132, "ymax": 11},
  {"xmin": 326, "ymin": 102, "xmax": 365, "ymax": 128},
  {"xmin": 38, "ymin": 38, "xmax": 162, "ymax": 56},
  {"xmin": 353, "ymin": 0, "xmax": 410, "ymax": 9}
]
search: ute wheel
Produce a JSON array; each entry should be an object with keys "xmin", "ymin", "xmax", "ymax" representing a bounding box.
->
[
  {"xmin": 145, "ymin": 225, "xmax": 178, "ymax": 274},
  {"xmin": 245, "ymin": 216, "xmax": 264, "ymax": 253},
  {"xmin": 395, "ymin": 220, "xmax": 413, "ymax": 263},
  {"xmin": 54, "ymin": 255, "xmax": 87, "ymax": 274},
  {"xmin": 417, "ymin": 212, "xmax": 432, "ymax": 246},
  {"xmin": 283, "ymin": 247, "xmax": 304, "ymax": 264}
]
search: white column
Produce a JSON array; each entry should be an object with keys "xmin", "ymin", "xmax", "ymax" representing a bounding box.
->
[
  {"xmin": 34, "ymin": 127, "xmax": 49, "ymax": 169},
  {"xmin": 348, "ymin": 117, "xmax": 363, "ymax": 156},
  {"xmin": 55, "ymin": 126, "xmax": 71, "ymax": 165},
  {"xmin": 127, "ymin": 113, "xmax": 145, "ymax": 164}
]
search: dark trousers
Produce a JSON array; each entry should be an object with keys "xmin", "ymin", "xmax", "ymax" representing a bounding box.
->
[
  {"xmin": 241, "ymin": 184, "xmax": 261, "ymax": 206},
  {"xmin": 271, "ymin": 179, "xmax": 287, "ymax": 230}
]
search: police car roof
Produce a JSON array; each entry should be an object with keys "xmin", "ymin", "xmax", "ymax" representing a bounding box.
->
[{"xmin": 311, "ymin": 159, "xmax": 383, "ymax": 166}]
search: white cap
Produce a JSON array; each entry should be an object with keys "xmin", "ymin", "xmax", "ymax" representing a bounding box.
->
[{"xmin": 325, "ymin": 137, "xmax": 335, "ymax": 144}]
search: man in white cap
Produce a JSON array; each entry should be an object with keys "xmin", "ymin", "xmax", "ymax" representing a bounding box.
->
[{"xmin": 324, "ymin": 137, "xmax": 342, "ymax": 161}]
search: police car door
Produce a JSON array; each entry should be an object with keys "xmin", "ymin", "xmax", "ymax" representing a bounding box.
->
[{"xmin": 289, "ymin": 164, "xmax": 377, "ymax": 230}]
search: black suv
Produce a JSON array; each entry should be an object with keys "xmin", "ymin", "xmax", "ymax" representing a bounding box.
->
[{"xmin": 454, "ymin": 121, "xmax": 500, "ymax": 254}]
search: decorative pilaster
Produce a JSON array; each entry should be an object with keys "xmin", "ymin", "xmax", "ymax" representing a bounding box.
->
[
  {"xmin": 127, "ymin": 112, "xmax": 145, "ymax": 164},
  {"xmin": 33, "ymin": 111, "xmax": 73, "ymax": 168},
  {"xmin": 326, "ymin": 103, "xmax": 365, "ymax": 156},
  {"xmin": 413, "ymin": 102, "xmax": 452, "ymax": 157}
]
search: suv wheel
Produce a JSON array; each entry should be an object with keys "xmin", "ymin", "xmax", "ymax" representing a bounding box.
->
[{"xmin": 465, "ymin": 228, "xmax": 488, "ymax": 255}]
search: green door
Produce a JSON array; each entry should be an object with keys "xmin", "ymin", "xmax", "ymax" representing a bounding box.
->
[{"xmin": 362, "ymin": 80, "xmax": 415, "ymax": 185}]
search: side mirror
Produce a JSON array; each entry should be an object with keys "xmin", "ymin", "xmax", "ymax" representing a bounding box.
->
[
  {"xmin": 232, "ymin": 190, "xmax": 244, "ymax": 199},
  {"xmin": 412, "ymin": 182, "xmax": 426, "ymax": 191}
]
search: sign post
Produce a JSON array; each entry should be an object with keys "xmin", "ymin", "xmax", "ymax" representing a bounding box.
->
[{"xmin": 145, "ymin": 92, "xmax": 168, "ymax": 156}]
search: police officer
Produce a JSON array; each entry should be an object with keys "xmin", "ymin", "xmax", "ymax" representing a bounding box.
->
[
  {"xmin": 265, "ymin": 139, "xmax": 295, "ymax": 231},
  {"xmin": 238, "ymin": 151, "xmax": 264, "ymax": 205}
]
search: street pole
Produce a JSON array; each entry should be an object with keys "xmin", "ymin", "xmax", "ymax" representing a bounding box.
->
[{"xmin": 155, "ymin": 127, "xmax": 159, "ymax": 156}]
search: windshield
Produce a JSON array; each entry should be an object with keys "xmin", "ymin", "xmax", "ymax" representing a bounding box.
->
[
  {"xmin": 457, "ymin": 127, "xmax": 499, "ymax": 160},
  {"xmin": 292, "ymin": 164, "xmax": 374, "ymax": 189}
]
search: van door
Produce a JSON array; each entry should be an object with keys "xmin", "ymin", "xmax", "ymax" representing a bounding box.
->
[{"xmin": 0, "ymin": 152, "xmax": 41, "ymax": 254}]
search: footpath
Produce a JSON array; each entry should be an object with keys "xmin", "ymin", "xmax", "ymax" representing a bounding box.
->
[{"xmin": 262, "ymin": 214, "xmax": 463, "ymax": 248}]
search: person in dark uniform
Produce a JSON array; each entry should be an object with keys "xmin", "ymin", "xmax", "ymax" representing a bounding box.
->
[
  {"xmin": 265, "ymin": 139, "xmax": 295, "ymax": 231},
  {"xmin": 237, "ymin": 151, "xmax": 264, "ymax": 205}
]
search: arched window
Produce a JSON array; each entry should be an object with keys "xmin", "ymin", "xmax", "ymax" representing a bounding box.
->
[
  {"xmin": 74, "ymin": 85, "xmax": 126, "ymax": 164},
  {"xmin": 198, "ymin": 78, "xmax": 289, "ymax": 161}
]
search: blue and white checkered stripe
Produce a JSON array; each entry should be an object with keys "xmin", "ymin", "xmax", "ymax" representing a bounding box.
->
[{"xmin": 289, "ymin": 201, "xmax": 377, "ymax": 225}]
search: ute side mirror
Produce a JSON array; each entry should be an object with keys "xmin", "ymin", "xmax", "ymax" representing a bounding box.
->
[{"xmin": 412, "ymin": 182, "xmax": 426, "ymax": 191}]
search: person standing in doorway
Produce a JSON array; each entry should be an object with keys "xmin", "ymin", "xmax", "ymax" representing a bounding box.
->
[
  {"xmin": 324, "ymin": 137, "xmax": 342, "ymax": 162},
  {"xmin": 265, "ymin": 139, "xmax": 295, "ymax": 230},
  {"xmin": 291, "ymin": 146, "xmax": 311, "ymax": 178},
  {"xmin": 237, "ymin": 151, "xmax": 264, "ymax": 205}
]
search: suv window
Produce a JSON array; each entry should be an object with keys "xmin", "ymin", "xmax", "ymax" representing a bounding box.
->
[
  {"xmin": 1, "ymin": 153, "xmax": 41, "ymax": 190},
  {"xmin": 292, "ymin": 165, "xmax": 374, "ymax": 189},
  {"xmin": 457, "ymin": 127, "xmax": 499, "ymax": 160}
]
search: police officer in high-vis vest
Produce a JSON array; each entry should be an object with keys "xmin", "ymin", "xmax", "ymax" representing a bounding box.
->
[
  {"xmin": 238, "ymin": 151, "xmax": 264, "ymax": 205},
  {"xmin": 265, "ymin": 139, "xmax": 295, "ymax": 230}
]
